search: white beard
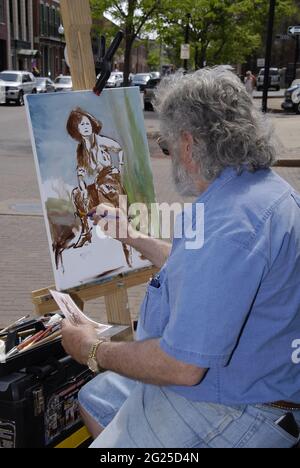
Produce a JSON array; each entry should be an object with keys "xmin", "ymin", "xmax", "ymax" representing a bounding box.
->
[{"xmin": 171, "ymin": 149, "xmax": 200, "ymax": 197}]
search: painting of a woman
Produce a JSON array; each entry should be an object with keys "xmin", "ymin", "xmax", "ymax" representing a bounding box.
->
[{"xmin": 66, "ymin": 107, "xmax": 131, "ymax": 266}]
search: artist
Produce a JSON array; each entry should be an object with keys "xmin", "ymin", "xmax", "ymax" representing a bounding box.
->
[{"xmin": 61, "ymin": 67, "xmax": 300, "ymax": 448}]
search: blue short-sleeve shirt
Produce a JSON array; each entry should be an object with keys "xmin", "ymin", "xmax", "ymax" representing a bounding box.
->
[{"xmin": 136, "ymin": 168, "xmax": 300, "ymax": 405}]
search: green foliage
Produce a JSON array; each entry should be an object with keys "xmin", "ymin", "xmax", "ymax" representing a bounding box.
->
[
  {"xmin": 153, "ymin": 0, "xmax": 298, "ymax": 68},
  {"xmin": 90, "ymin": 1, "xmax": 299, "ymax": 71},
  {"xmin": 147, "ymin": 47, "xmax": 161, "ymax": 69},
  {"xmin": 90, "ymin": 1, "xmax": 162, "ymax": 82}
]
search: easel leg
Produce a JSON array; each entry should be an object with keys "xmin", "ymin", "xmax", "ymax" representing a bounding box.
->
[
  {"xmin": 105, "ymin": 285, "xmax": 131, "ymax": 327},
  {"xmin": 70, "ymin": 294, "xmax": 84, "ymax": 311}
]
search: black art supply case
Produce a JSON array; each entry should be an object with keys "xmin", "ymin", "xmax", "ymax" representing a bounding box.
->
[
  {"xmin": 0, "ymin": 355, "xmax": 93, "ymax": 448},
  {"xmin": 0, "ymin": 318, "xmax": 65, "ymax": 377}
]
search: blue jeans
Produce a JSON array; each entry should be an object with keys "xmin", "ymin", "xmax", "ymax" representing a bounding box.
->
[{"xmin": 79, "ymin": 372, "xmax": 300, "ymax": 448}]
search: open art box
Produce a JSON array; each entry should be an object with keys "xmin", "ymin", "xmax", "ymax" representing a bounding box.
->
[{"xmin": 26, "ymin": 88, "xmax": 157, "ymax": 290}]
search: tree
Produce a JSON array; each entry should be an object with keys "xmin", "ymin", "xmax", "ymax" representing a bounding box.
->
[
  {"xmin": 153, "ymin": 0, "xmax": 297, "ymax": 69},
  {"xmin": 146, "ymin": 44, "xmax": 161, "ymax": 70},
  {"xmin": 90, "ymin": 0, "xmax": 162, "ymax": 85}
]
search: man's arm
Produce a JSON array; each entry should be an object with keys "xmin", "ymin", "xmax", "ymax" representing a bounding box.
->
[
  {"xmin": 61, "ymin": 322, "xmax": 206, "ymax": 387},
  {"xmin": 94, "ymin": 204, "xmax": 172, "ymax": 268},
  {"xmin": 126, "ymin": 232, "xmax": 172, "ymax": 269},
  {"xmin": 96, "ymin": 339, "xmax": 206, "ymax": 386}
]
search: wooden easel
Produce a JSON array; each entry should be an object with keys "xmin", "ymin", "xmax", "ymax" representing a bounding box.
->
[
  {"xmin": 59, "ymin": 0, "xmax": 96, "ymax": 91},
  {"xmin": 32, "ymin": 266, "xmax": 158, "ymax": 336},
  {"xmin": 31, "ymin": 0, "xmax": 158, "ymax": 337}
]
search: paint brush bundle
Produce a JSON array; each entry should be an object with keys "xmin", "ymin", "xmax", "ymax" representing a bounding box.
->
[{"xmin": 0, "ymin": 314, "xmax": 63, "ymax": 364}]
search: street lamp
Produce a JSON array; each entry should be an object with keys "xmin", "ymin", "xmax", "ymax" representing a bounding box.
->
[
  {"xmin": 58, "ymin": 24, "xmax": 65, "ymax": 35},
  {"xmin": 184, "ymin": 13, "xmax": 191, "ymax": 72},
  {"xmin": 262, "ymin": 0, "xmax": 276, "ymax": 113},
  {"xmin": 58, "ymin": 24, "xmax": 65, "ymax": 75}
]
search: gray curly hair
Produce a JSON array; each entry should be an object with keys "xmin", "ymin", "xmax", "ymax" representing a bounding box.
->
[{"xmin": 155, "ymin": 67, "xmax": 277, "ymax": 182}]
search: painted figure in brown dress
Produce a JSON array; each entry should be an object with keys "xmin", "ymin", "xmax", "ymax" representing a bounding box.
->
[{"xmin": 66, "ymin": 107, "xmax": 131, "ymax": 266}]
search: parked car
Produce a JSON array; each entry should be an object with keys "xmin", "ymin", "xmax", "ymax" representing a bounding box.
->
[
  {"xmin": 36, "ymin": 77, "xmax": 56, "ymax": 93},
  {"xmin": 0, "ymin": 70, "xmax": 37, "ymax": 105},
  {"xmin": 150, "ymin": 71, "xmax": 161, "ymax": 79},
  {"xmin": 281, "ymin": 79, "xmax": 300, "ymax": 114},
  {"xmin": 105, "ymin": 72, "xmax": 124, "ymax": 88},
  {"xmin": 256, "ymin": 68, "xmax": 281, "ymax": 91},
  {"xmin": 54, "ymin": 75, "xmax": 73, "ymax": 92},
  {"xmin": 144, "ymin": 78, "xmax": 161, "ymax": 111},
  {"xmin": 131, "ymin": 73, "xmax": 152, "ymax": 91},
  {"xmin": 0, "ymin": 80, "xmax": 5, "ymax": 104}
]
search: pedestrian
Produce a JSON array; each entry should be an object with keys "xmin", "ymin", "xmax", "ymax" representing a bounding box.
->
[
  {"xmin": 61, "ymin": 67, "xmax": 300, "ymax": 448},
  {"xmin": 32, "ymin": 66, "xmax": 40, "ymax": 77},
  {"xmin": 244, "ymin": 70, "xmax": 256, "ymax": 95}
]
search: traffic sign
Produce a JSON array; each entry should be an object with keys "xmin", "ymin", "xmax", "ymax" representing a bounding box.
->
[
  {"xmin": 276, "ymin": 34, "xmax": 292, "ymax": 41},
  {"xmin": 288, "ymin": 26, "xmax": 300, "ymax": 36},
  {"xmin": 180, "ymin": 44, "xmax": 190, "ymax": 60},
  {"xmin": 257, "ymin": 58, "xmax": 265, "ymax": 68}
]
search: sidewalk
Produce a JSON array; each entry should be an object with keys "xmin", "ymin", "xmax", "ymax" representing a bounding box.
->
[
  {"xmin": 0, "ymin": 107, "xmax": 299, "ymax": 327},
  {"xmin": 146, "ymin": 100, "xmax": 300, "ymax": 160}
]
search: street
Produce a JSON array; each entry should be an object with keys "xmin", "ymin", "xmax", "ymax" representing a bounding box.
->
[{"xmin": 0, "ymin": 102, "xmax": 300, "ymax": 327}]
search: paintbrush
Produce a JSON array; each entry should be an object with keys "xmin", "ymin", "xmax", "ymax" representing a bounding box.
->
[
  {"xmin": 19, "ymin": 324, "xmax": 61, "ymax": 352},
  {"xmin": 27, "ymin": 330, "xmax": 62, "ymax": 350},
  {"xmin": 17, "ymin": 330, "xmax": 45, "ymax": 351},
  {"xmin": 0, "ymin": 315, "xmax": 30, "ymax": 335}
]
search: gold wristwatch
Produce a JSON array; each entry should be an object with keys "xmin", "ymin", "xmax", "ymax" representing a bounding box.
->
[{"xmin": 87, "ymin": 340, "xmax": 105, "ymax": 374}]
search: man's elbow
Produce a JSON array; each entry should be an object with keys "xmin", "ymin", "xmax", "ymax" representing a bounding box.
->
[{"xmin": 178, "ymin": 366, "xmax": 206, "ymax": 387}]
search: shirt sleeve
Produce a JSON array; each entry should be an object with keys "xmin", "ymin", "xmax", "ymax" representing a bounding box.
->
[{"xmin": 160, "ymin": 236, "xmax": 267, "ymax": 369}]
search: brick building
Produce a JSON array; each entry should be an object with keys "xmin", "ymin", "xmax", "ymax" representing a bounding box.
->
[
  {"xmin": 1, "ymin": 1, "xmax": 149, "ymax": 77},
  {"xmin": 2, "ymin": 0, "xmax": 36, "ymax": 71},
  {"xmin": 131, "ymin": 40, "xmax": 148, "ymax": 74},
  {"xmin": 0, "ymin": 0, "xmax": 8, "ymax": 70},
  {"xmin": 34, "ymin": 0, "xmax": 66, "ymax": 78},
  {"xmin": 0, "ymin": 1, "xmax": 65, "ymax": 77}
]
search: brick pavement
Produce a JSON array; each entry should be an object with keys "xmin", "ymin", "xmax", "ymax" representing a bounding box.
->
[{"xmin": 0, "ymin": 107, "xmax": 300, "ymax": 327}]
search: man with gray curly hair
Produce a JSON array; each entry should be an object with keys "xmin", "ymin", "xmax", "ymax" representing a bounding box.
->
[
  {"xmin": 157, "ymin": 66, "xmax": 275, "ymax": 191},
  {"xmin": 62, "ymin": 67, "xmax": 300, "ymax": 448}
]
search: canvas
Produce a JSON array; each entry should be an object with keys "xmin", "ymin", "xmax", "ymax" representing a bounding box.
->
[{"xmin": 26, "ymin": 88, "xmax": 157, "ymax": 290}]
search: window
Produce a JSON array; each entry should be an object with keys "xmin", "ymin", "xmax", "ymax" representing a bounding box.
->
[
  {"xmin": 55, "ymin": 77, "xmax": 71, "ymax": 84},
  {"xmin": 0, "ymin": 72, "xmax": 21, "ymax": 82},
  {"xmin": 0, "ymin": 0, "xmax": 5, "ymax": 23},
  {"xmin": 45, "ymin": 5, "xmax": 49, "ymax": 36},
  {"xmin": 9, "ymin": 0, "xmax": 13, "ymax": 28},
  {"xmin": 17, "ymin": 0, "xmax": 22, "ymax": 29},
  {"xmin": 40, "ymin": 4, "xmax": 44, "ymax": 35},
  {"xmin": 51, "ymin": 8, "xmax": 56, "ymax": 36},
  {"xmin": 25, "ymin": 0, "xmax": 29, "ymax": 38},
  {"xmin": 55, "ymin": 9, "xmax": 60, "ymax": 37}
]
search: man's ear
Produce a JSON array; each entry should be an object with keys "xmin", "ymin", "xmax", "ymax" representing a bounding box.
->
[{"xmin": 181, "ymin": 132, "xmax": 195, "ymax": 170}]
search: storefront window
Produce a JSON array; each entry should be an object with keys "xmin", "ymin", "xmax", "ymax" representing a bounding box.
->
[{"xmin": 0, "ymin": 0, "xmax": 5, "ymax": 24}]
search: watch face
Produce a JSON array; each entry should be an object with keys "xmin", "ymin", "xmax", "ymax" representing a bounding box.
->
[{"xmin": 88, "ymin": 358, "xmax": 99, "ymax": 373}]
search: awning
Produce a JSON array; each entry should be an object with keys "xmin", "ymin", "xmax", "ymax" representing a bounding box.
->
[{"xmin": 17, "ymin": 49, "xmax": 39, "ymax": 56}]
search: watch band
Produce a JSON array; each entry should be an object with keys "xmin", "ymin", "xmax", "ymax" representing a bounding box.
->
[{"xmin": 88, "ymin": 339, "xmax": 106, "ymax": 372}]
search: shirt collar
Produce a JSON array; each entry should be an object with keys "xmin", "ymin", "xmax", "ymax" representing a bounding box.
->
[{"xmin": 195, "ymin": 167, "xmax": 240, "ymax": 204}]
